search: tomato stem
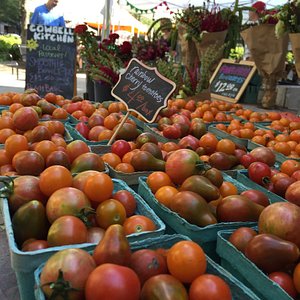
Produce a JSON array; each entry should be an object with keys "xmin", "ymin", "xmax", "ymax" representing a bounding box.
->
[
  {"xmin": 76, "ymin": 207, "xmax": 96, "ymax": 228},
  {"xmin": 0, "ymin": 176, "xmax": 14, "ymax": 198},
  {"xmin": 42, "ymin": 269, "xmax": 81, "ymax": 300}
]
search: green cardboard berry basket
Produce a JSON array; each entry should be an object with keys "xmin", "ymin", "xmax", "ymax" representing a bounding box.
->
[
  {"xmin": 247, "ymin": 139, "xmax": 300, "ymax": 163},
  {"xmin": 216, "ymin": 229, "xmax": 295, "ymax": 300},
  {"xmin": 34, "ymin": 233, "xmax": 261, "ymax": 300},
  {"xmin": 107, "ymin": 164, "xmax": 153, "ymax": 186},
  {"xmin": 1, "ymin": 178, "xmax": 165, "ymax": 300},
  {"xmin": 138, "ymin": 172, "xmax": 260, "ymax": 260},
  {"xmin": 144, "ymin": 123, "xmax": 179, "ymax": 143},
  {"xmin": 236, "ymin": 170, "xmax": 286, "ymax": 203},
  {"xmin": 64, "ymin": 122, "xmax": 112, "ymax": 154},
  {"xmin": 207, "ymin": 124, "xmax": 249, "ymax": 148}
]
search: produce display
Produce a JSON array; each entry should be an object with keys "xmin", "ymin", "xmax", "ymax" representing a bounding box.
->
[{"xmin": 1, "ymin": 89, "xmax": 300, "ymax": 300}]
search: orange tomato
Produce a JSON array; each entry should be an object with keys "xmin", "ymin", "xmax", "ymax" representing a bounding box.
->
[
  {"xmin": 166, "ymin": 240, "xmax": 206, "ymax": 283},
  {"xmin": 219, "ymin": 181, "xmax": 238, "ymax": 197},
  {"xmin": 39, "ymin": 165, "xmax": 73, "ymax": 197},
  {"xmin": 216, "ymin": 139, "xmax": 236, "ymax": 155},
  {"xmin": 101, "ymin": 153, "xmax": 122, "ymax": 168},
  {"xmin": 154, "ymin": 185, "xmax": 179, "ymax": 208},
  {"xmin": 280, "ymin": 160, "xmax": 300, "ymax": 176},
  {"xmin": 146, "ymin": 171, "xmax": 174, "ymax": 194},
  {"xmin": 123, "ymin": 215, "xmax": 156, "ymax": 235},
  {"xmin": 5, "ymin": 134, "xmax": 29, "ymax": 159},
  {"xmin": 83, "ymin": 172, "xmax": 114, "ymax": 203},
  {"xmin": 114, "ymin": 162, "xmax": 135, "ymax": 173}
]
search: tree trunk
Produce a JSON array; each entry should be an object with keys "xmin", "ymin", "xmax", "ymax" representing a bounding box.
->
[{"xmin": 20, "ymin": 0, "xmax": 27, "ymax": 43}]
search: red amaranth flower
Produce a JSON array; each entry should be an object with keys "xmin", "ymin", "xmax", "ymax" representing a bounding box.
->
[
  {"xmin": 74, "ymin": 24, "xmax": 88, "ymax": 34},
  {"xmin": 119, "ymin": 41, "xmax": 132, "ymax": 55}
]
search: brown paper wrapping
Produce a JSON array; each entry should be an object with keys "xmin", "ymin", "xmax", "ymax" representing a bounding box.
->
[
  {"xmin": 289, "ymin": 33, "xmax": 300, "ymax": 78},
  {"xmin": 193, "ymin": 30, "xmax": 228, "ymax": 60},
  {"xmin": 184, "ymin": 88, "xmax": 211, "ymax": 101},
  {"xmin": 177, "ymin": 24, "xmax": 199, "ymax": 70},
  {"xmin": 241, "ymin": 24, "xmax": 288, "ymax": 108}
]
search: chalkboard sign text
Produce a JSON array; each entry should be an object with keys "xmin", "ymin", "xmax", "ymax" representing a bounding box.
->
[
  {"xmin": 210, "ymin": 59, "xmax": 256, "ymax": 103},
  {"xmin": 112, "ymin": 58, "xmax": 176, "ymax": 123},
  {"xmin": 25, "ymin": 24, "xmax": 76, "ymax": 99}
]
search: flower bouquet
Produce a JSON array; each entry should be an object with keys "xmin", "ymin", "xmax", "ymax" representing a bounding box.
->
[
  {"xmin": 276, "ymin": 0, "xmax": 300, "ymax": 78},
  {"xmin": 74, "ymin": 25, "xmax": 132, "ymax": 101},
  {"xmin": 241, "ymin": 8, "xmax": 288, "ymax": 108},
  {"xmin": 175, "ymin": 2, "xmax": 229, "ymax": 63}
]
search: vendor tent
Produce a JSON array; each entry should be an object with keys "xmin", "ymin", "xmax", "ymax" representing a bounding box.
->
[{"xmin": 85, "ymin": 2, "xmax": 148, "ymax": 36}]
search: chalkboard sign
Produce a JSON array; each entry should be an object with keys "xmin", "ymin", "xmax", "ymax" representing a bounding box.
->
[
  {"xmin": 112, "ymin": 58, "xmax": 176, "ymax": 123},
  {"xmin": 210, "ymin": 59, "xmax": 256, "ymax": 103},
  {"xmin": 25, "ymin": 24, "xmax": 76, "ymax": 99}
]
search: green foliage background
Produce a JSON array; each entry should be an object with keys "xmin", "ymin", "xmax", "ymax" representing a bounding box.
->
[{"xmin": 0, "ymin": 0, "xmax": 21, "ymax": 29}]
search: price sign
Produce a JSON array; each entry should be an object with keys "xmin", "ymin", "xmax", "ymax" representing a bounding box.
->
[
  {"xmin": 210, "ymin": 59, "xmax": 256, "ymax": 103},
  {"xmin": 25, "ymin": 24, "xmax": 76, "ymax": 98},
  {"xmin": 112, "ymin": 58, "xmax": 176, "ymax": 123}
]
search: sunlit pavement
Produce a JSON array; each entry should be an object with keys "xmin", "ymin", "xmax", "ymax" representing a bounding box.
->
[{"xmin": 0, "ymin": 63, "xmax": 86, "ymax": 96}]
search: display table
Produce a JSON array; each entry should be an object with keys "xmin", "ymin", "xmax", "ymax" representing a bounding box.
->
[{"xmin": 276, "ymin": 84, "xmax": 300, "ymax": 113}]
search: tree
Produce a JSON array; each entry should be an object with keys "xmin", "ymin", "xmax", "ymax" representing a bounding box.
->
[{"xmin": 0, "ymin": 0, "xmax": 21, "ymax": 32}]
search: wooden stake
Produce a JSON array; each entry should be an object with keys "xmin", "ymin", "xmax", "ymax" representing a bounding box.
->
[{"xmin": 107, "ymin": 111, "xmax": 130, "ymax": 145}]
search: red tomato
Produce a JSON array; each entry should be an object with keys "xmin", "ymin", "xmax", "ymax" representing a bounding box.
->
[
  {"xmin": 248, "ymin": 162, "xmax": 272, "ymax": 186},
  {"xmin": 22, "ymin": 239, "xmax": 49, "ymax": 251},
  {"xmin": 40, "ymin": 248, "xmax": 96, "ymax": 300},
  {"xmin": 47, "ymin": 215, "xmax": 88, "ymax": 247},
  {"xmin": 111, "ymin": 139, "xmax": 131, "ymax": 159},
  {"xmin": 123, "ymin": 215, "xmax": 156, "ymax": 235},
  {"xmin": 269, "ymin": 271, "xmax": 297, "ymax": 299},
  {"xmin": 162, "ymin": 124, "xmax": 181, "ymax": 139},
  {"xmin": 130, "ymin": 249, "xmax": 168, "ymax": 285},
  {"xmin": 240, "ymin": 189, "xmax": 270, "ymax": 207},
  {"xmin": 66, "ymin": 140, "xmax": 90, "ymax": 163},
  {"xmin": 112, "ymin": 189, "xmax": 137, "ymax": 217},
  {"xmin": 140, "ymin": 274, "xmax": 188, "ymax": 300},
  {"xmin": 12, "ymin": 150, "xmax": 45, "ymax": 176},
  {"xmin": 85, "ymin": 263, "xmax": 140, "ymax": 300},
  {"xmin": 46, "ymin": 187, "xmax": 91, "ymax": 223},
  {"xmin": 189, "ymin": 274, "xmax": 232, "ymax": 300},
  {"xmin": 165, "ymin": 149, "xmax": 201, "ymax": 185},
  {"xmin": 240, "ymin": 154, "xmax": 256, "ymax": 168},
  {"xmin": 8, "ymin": 175, "xmax": 47, "ymax": 213},
  {"xmin": 228, "ymin": 227, "xmax": 257, "ymax": 254},
  {"xmin": 75, "ymin": 122, "xmax": 90, "ymax": 139}
]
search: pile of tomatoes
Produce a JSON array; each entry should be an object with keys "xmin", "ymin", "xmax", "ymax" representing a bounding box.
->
[{"xmin": 39, "ymin": 230, "xmax": 233, "ymax": 300}]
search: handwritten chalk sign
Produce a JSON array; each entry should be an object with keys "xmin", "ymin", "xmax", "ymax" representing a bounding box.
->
[
  {"xmin": 25, "ymin": 24, "xmax": 76, "ymax": 98},
  {"xmin": 112, "ymin": 58, "xmax": 176, "ymax": 123},
  {"xmin": 210, "ymin": 59, "xmax": 256, "ymax": 103}
]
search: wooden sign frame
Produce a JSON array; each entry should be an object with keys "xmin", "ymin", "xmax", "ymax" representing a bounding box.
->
[{"xmin": 209, "ymin": 59, "xmax": 257, "ymax": 103}]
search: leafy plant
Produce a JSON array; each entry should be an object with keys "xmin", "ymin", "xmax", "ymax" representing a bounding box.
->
[
  {"xmin": 75, "ymin": 25, "xmax": 131, "ymax": 87},
  {"xmin": 0, "ymin": 34, "xmax": 21, "ymax": 62},
  {"xmin": 156, "ymin": 58, "xmax": 184, "ymax": 96},
  {"xmin": 275, "ymin": 0, "xmax": 300, "ymax": 37}
]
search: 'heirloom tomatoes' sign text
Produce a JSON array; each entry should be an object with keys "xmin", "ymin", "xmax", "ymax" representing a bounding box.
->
[
  {"xmin": 25, "ymin": 24, "xmax": 76, "ymax": 98},
  {"xmin": 112, "ymin": 58, "xmax": 176, "ymax": 123}
]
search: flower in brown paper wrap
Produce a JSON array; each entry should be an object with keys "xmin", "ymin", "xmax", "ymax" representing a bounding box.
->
[
  {"xmin": 275, "ymin": 1, "xmax": 300, "ymax": 78},
  {"xmin": 241, "ymin": 24, "xmax": 288, "ymax": 108}
]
